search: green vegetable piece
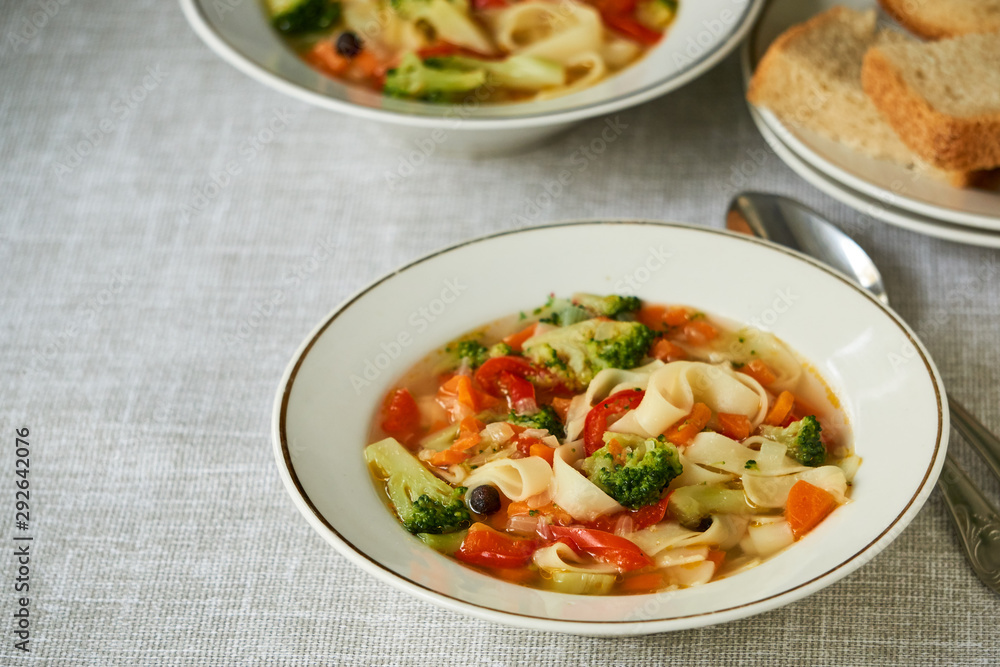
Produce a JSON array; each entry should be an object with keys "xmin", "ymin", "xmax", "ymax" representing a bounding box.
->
[
  {"xmin": 506, "ymin": 405, "xmax": 565, "ymax": 440},
  {"xmin": 453, "ymin": 339, "xmax": 489, "ymax": 368},
  {"xmin": 384, "ymin": 53, "xmax": 486, "ymax": 101},
  {"xmin": 758, "ymin": 415, "xmax": 826, "ymax": 467},
  {"xmin": 429, "ymin": 55, "xmax": 564, "ymax": 90},
  {"xmin": 667, "ymin": 485, "xmax": 753, "ymax": 529},
  {"xmin": 268, "ymin": 0, "xmax": 341, "ymax": 34},
  {"xmin": 523, "ymin": 318, "xmax": 655, "ymax": 391},
  {"xmin": 548, "ymin": 571, "xmax": 616, "ymax": 595},
  {"xmin": 572, "ymin": 293, "xmax": 642, "ymax": 319},
  {"xmin": 365, "ymin": 438, "xmax": 470, "ymax": 534},
  {"xmin": 581, "ymin": 434, "xmax": 682, "ymax": 509},
  {"xmin": 417, "ymin": 530, "xmax": 468, "ymax": 555}
]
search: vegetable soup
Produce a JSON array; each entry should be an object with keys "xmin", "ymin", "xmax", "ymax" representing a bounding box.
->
[
  {"xmin": 265, "ymin": 0, "xmax": 679, "ymax": 103},
  {"xmin": 364, "ymin": 294, "xmax": 858, "ymax": 595}
]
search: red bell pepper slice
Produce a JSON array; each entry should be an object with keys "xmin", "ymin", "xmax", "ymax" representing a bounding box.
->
[
  {"xmin": 583, "ymin": 388, "xmax": 645, "ymax": 455},
  {"xmin": 380, "ymin": 388, "xmax": 420, "ymax": 444},
  {"xmin": 602, "ymin": 14, "xmax": 663, "ymax": 45},
  {"xmin": 543, "ymin": 525, "xmax": 652, "ymax": 571},
  {"xmin": 455, "ymin": 524, "xmax": 537, "ymax": 568}
]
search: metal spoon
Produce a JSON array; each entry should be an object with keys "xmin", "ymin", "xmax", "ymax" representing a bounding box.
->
[{"xmin": 727, "ymin": 191, "xmax": 1000, "ymax": 594}]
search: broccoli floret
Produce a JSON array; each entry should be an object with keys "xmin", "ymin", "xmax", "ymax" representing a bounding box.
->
[
  {"xmin": 365, "ymin": 438, "xmax": 471, "ymax": 534},
  {"xmin": 506, "ymin": 405, "xmax": 565, "ymax": 440},
  {"xmin": 523, "ymin": 318, "xmax": 655, "ymax": 391},
  {"xmin": 268, "ymin": 0, "xmax": 340, "ymax": 34},
  {"xmin": 384, "ymin": 53, "xmax": 486, "ymax": 101},
  {"xmin": 758, "ymin": 415, "xmax": 826, "ymax": 467},
  {"xmin": 572, "ymin": 293, "xmax": 642, "ymax": 319},
  {"xmin": 488, "ymin": 342, "xmax": 514, "ymax": 358},
  {"xmin": 451, "ymin": 339, "xmax": 488, "ymax": 368},
  {"xmin": 535, "ymin": 295, "xmax": 590, "ymax": 327},
  {"xmin": 581, "ymin": 434, "xmax": 682, "ymax": 509}
]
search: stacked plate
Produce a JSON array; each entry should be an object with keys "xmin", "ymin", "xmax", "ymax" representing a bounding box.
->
[{"xmin": 741, "ymin": 0, "xmax": 1000, "ymax": 248}]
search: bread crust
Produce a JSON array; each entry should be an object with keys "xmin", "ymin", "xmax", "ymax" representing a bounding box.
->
[
  {"xmin": 861, "ymin": 47, "xmax": 1000, "ymax": 171},
  {"xmin": 878, "ymin": 0, "xmax": 952, "ymax": 39},
  {"xmin": 878, "ymin": 0, "xmax": 1000, "ymax": 40},
  {"xmin": 747, "ymin": 7, "xmax": 854, "ymax": 108}
]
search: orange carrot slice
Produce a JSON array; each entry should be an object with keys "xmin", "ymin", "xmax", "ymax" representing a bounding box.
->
[
  {"xmin": 664, "ymin": 402, "xmax": 712, "ymax": 446},
  {"xmin": 786, "ymin": 480, "xmax": 838, "ymax": 539},
  {"xmin": 765, "ymin": 390, "xmax": 795, "ymax": 426}
]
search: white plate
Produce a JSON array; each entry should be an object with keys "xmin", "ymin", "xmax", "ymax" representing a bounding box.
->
[
  {"xmin": 748, "ymin": 105, "xmax": 1000, "ymax": 248},
  {"xmin": 742, "ymin": 0, "xmax": 1000, "ymax": 230},
  {"xmin": 272, "ymin": 221, "xmax": 947, "ymax": 636}
]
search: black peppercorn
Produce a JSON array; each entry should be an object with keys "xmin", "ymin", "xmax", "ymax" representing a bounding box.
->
[
  {"xmin": 335, "ymin": 31, "xmax": 362, "ymax": 59},
  {"xmin": 467, "ymin": 485, "xmax": 501, "ymax": 516}
]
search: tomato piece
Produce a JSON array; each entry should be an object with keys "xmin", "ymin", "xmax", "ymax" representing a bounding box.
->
[
  {"xmin": 629, "ymin": 495, "xmax": 670, "ymax": 531},
  {"xmin": 590, "ymin": 0, "xmax": 637, "ymax": 13},
  {"xmin": 544, "ymin": 526, "xmax": 652, "ymax": 571},
  {"xmin": 529, "ymin": 442, "xmax": 555, "ymax": 465},
  {"xmin": 583, "ymin": 388, "xmax": 645, "ymax": 455},
  {"xmin": 455, "ymin": 524, "xmax": 537, "ymax": 568},
  {"xmin": 471, "ymin": 0, "xmax": 509, "ymax": 9},
  {"xmin": 380, "ymin": 388, "xmax": 420, "ymax": 443},
  {"xmin": 475, "ymin": 357, "xmax": 537, "ymax": 396},
  {"xmin": 550, "ymin": 396, "xmax": 573, "ymax": 422},
  {"xmin": 601, "ymin": 13, "xmax": 663, "ymax": 45},
  {"xmin": 717, "ymin": 413, "xmax": 752, "ymax": 441},
  {"xmin": 497, "ymin": 371, "xmax": 537, "ymax": 414}
]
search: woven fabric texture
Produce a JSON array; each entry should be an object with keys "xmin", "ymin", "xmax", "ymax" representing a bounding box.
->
[{"xmin": 1, "ymin": 0, "xmax": 998, "ymax": 664}]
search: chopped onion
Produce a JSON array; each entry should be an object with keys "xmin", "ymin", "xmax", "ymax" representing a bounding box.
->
[
  {"xmin": 613, "ymin": 514, "xmax": 634, "ymax": 537},
  {"xmin": 507, "ymin": 514, "xmax": 541, "ymax": 536}
]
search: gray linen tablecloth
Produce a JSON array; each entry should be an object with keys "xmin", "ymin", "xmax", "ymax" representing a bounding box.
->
[{"xmin": 2, "ymin": 0, "xmax": 998, "ymax": 664}]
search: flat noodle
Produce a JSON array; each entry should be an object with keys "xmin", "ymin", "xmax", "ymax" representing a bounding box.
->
[
  {"xmin": 628, "ymin": 515, "xmax": 749, "ymax": 556},
  {"xmin": 706, "ymin": 328, "xmax": 804, "ymax": 394},
  {"xmin": 491, "ymin": 0, "xmax": 604, "ymax": 63},
  {"xmin": 667, "ymin": 450, "xmax": 736, "ymax": 490},
  {"xmin": 564, "ymin": 361, "xmax": 664, "ymax": 441},
  {"xmin": 741, "ymin": 465, "xmax": 848, "ymax": 508},
  {"xmin": 533, "ymin": 541, "xmax": 620, "ymax": 574},
  {"xmin": 551, "ymin": 444, "xmax": 623, "ymax": 521},
  {"xmin": 610, "ymin": 362, "xmax": 764, "ymax": 438},
  {"xmin": 684, "ymin": 432, "xmax": 809, "ymax": 477},
  {"xmin": 534, "ymin": 51, "xmax": 607, "ymax": 100},
  {"xmin": 463, "ymin": 456, "xmax": 553, "ymax": 501}
]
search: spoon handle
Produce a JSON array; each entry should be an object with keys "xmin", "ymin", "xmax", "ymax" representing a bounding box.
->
[
  {"xmin": 950, "ymin": 397, "xmax": 1000, "ymax": 482},
  {"xmin": 937, "ymin": 455, "xmax": 1000, "ymax": 594}
]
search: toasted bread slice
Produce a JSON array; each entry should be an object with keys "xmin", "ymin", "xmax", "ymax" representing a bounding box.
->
[
  {"xmin": 878, "ymin": 0, "xmax": 1000, "ymax": 40},
  {"xmin": 747, "ymin": 6, "xmax": 980, "ymax": 186},
  {"xmin": 862, "ymin": 31, "xmax": 1000, "ymax": 172}
]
